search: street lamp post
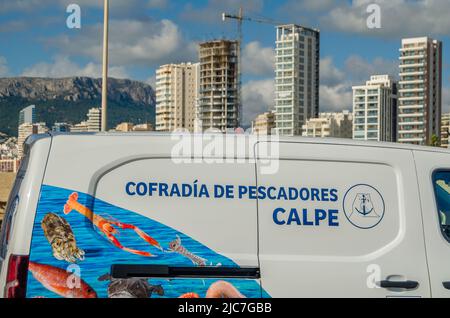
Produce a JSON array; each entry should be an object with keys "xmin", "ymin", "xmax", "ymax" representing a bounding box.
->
[{"xmin": 101, "ymin": 0, "xmax": 109, "ymax": 132}]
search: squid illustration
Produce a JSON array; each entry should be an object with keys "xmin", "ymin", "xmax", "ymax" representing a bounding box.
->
[{"xmin": 64, "ymin": 192, "xmax": 162, "ymax": 257}]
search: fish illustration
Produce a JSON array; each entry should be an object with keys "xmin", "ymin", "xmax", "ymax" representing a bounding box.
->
[
  {"xmin": 64, "ymin": 192, "xmax": 162, "ymax": 257},
  {"xmin": 179, "ymin": 281, "xmax": 245, "ymax": 299},
  {"xmin": 41, "ymin": 213, "xmax": 85, "ymax": 263},
  {"xmin": 167, "ymin": 235, "xmax": 207, "ymax": 266},
  {"xmin": 98, "ymin": 274, "xmax": 164, "ymax": 298},
  {"xmin": 28, "ymin": 262, "xmax": 97, "ymax": 298}
]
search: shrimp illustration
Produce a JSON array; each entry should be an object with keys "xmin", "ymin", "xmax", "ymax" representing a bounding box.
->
[
  {"xmin": 64, "ymin": 192, "xmax": 162, "ymax": 257},
  {"xmin": 167, "ymin": 235, "xmax": 207, "ymax": 266},
  {"xmin": 179, "ymin": 281, "xmax": 245, "ymax": 299}
]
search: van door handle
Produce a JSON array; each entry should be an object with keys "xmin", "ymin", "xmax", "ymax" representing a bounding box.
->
[
  {"xmin": 442, "ymin": 282, "xmax": 450, "ymax": 290},
  {"xmin": 378, "ymin": 280, "xmax": 419, "ymax": 290}
]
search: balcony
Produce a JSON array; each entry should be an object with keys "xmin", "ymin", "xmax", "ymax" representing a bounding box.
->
[
  {"xmin": 399, "ymin": 79, "xmax": 425, "ymax": 85},
  {"xmin": 399, "ymin": 53, "xmax": 425, "ymax": 60},
  {"xmin": 399, "ymin": 62, "xmax": 425, "ymax": 68}
]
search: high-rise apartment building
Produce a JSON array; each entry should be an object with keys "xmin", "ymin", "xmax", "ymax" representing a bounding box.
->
[
  {"xmin": 275, "ymin": 24, "xmax": 320, "ymax": 136},
  {"xmin": 198, "ymin": 40, "xmax": 240, "ymax": 132},
  {"xmin": 115, "ymin": 122, "xmax": 135, "ymax": 132},
  {"xmin": 71, "ymin": 122, "xmax": 89, "ymax": 133},
  {"xmin": 252, "ymin": 111, "xmax": 276, "ymax": 135},
  {"xmin": 398, "ymin": 37, "xmax": 442, "ymax": 145},
  {"xmin": 441, "ymin": 113, "xmax": 450, "ymax": 148},
  {"xmin": 87, "ymin": 108, "xmax": 101, "ymax": 132},
  {"xmin": 17, "ymin": 121, "xmax": 47, "ymax": 158},
  {"xmin": 302, "ymin": 111, "xmax": 353, "ymax": 139},
  {"xmin": 18, "ymin": 123, "xmax": 37, "ymax": 158},
  {"xmin": 133, "ymin": 123, "xmax": 154, "ymax": 132},
  {"xmin": 352, "ymin": 75, "xmax": 398, "ymax": 142},
  {"xmin": 156, "ymin": 63, "xmax": 200, "ymax": 132},
  {"xmin": 52, "ymin": 123, "xmax": 71, "ymax": 133},
  {"xmin": 35, "ymin": 122, "xmax": 49, "ymax": 135},
  {"xmin": 19, "ymin": 105, "xmax": 36, "ymax": 126}
]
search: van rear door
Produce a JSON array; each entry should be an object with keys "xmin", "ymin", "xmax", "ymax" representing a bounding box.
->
[
  {"xmin": 27, "ymin": 150, "xmax": 262, "ymax": 298},
  {"xmin": 256, "ymin": 142, "xmax": 430, "ymax": 298},
  {"xmin": 414, "ymin": 150, "xmax": 450, "ymax": 298}
]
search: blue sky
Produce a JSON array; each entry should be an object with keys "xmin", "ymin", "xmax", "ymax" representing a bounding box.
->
[{"xmin": 0, "ymin": 0, "xmax": 449, "ymax": 125}]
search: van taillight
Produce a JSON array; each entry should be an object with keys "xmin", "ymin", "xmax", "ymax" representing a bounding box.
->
[{"xmin": 5, "ymin": 255, "xmax": 29, "ymax": 298}]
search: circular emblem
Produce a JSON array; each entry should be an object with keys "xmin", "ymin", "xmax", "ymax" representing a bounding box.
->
[{"xmin": 343, "ymin": 184, "xmax": 385, "ymax": 229}]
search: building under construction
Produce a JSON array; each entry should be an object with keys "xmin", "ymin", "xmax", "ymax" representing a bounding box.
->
[{"xmin": 198, "ymin": 40, "xmax": 240, "ymax": 132}]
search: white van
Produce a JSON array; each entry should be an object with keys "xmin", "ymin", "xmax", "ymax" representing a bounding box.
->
[{"xmin": 1, "ymin": 132, "xmax": 450, "ymax": 298}]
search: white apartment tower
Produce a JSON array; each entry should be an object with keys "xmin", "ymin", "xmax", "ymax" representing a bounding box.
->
[
  {"xmin": 398, "ymin": 37, "xmax": 442, "ymax": 145},
  {"xmin": 156, "ymin": 63, "xmax": 200, "ymax": 132},
  {"xmin": 87, "ymin": 108, "xmax": 101, "ymax": 132},
  {"xmin": 352, "ymin": 75, "xmax": 398, "ymax": 142},
  {"xmin": 199, "ymin": 40, "xmax": 240, "ymax": 132},
  {"xmin": 275, "ymin": 24, "xmax": 320, "ymax": 136}
]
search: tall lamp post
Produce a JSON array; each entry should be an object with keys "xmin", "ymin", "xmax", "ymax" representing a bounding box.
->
[{"xmin": 101, "ymin": 0, "xmax": 109, "ymax": 132}]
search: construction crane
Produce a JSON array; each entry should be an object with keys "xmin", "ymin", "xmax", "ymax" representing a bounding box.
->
[{"xmin": 222, "ymin": 8, "xmax": 282, "ymax": 127}]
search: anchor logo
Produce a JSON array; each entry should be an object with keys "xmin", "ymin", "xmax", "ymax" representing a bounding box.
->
[
  {"xmin": 343, "ymin": 184, "xmax": 385, "ymax": 229},
  {"xmin": 352, "ymin": 193, "xmax": 379, "ymax": 218}
]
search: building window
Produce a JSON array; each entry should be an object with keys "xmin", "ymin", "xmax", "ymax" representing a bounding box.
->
[{"xmin": 433, "ymin": 171, "xmax": 450, "ymax": 242}]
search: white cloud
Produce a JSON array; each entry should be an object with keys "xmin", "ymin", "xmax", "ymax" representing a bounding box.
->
[
  {"xmin": 319, "ymin": 55, "xmax": 397, "ymax": 112},
  {"xmin": 46, "ymin": 19, "xmax": 197, "ymax": 67},
  {"xmin": 320, "ymin": 83, "xmax": 353, "ymax": 112},
  {"xmin": 148, "ymin": 0, "xmax": 169, "ymax": 9},
  {"xmin": 0, "ymin": 0, "xmax": 54, "ymax": 13},
  {"xmin": 0, "ymin": 56, "xmax": 9, "ymax": 76},
  {"xmin": 344, "ymin": 55, "xmax": 398, "ymax": 82},
  {"xmin": 320, "ymin": 56, "xmax": 345, "ymax": 86},
  {"xmin": 242, "ymin": 79, "xmax": 275, "ymax": 127},
  {"xmin": 443, "ymin": 87, "xmax": 450, "ymax": 113},
  {"xmin": 280, "ymin": 0, "xmax": 336, "ymax": 13},
  {"xmin": 320, "ymin": 0, "xmax": 450, "ymax": 38},
  {"xmin": 21, "ymin": 56, "xmax": 129, "ymax": 79},
  {"xmin": 145, "ymin": 75, "xmax": 157, "ymax": 88},
  {"xmin": 242, "ymin": 41, "xmax": 274, "ymax": 77}
]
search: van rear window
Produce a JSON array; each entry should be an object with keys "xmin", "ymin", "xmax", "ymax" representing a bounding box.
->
[
  {"xmin": 433, "ymin": 171, "xmax": 450, "ymax": 241},
  {"xmin": 0, "ymin": 150, "xmax": 30, "ymax": 261}
]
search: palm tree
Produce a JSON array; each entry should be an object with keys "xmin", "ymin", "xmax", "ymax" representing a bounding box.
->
[{"xmin": 430, "ymin": 134, "xmax": 441, "ymax": 147}]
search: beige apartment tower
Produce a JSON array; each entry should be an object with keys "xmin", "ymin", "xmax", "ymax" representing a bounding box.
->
[
  {"xmin": 441, "ymin": 113, "xmax": 450, "ymax": 148},
  {"xmin": 398, "ymin": 37, "xmax": 442, "ymax": 145},
  {"xmin": 302, "ymin": 111, "xmax": 353, "ymax": 139},
  {"xmin": 18, "ymin": 123, "xmax": 37, "ymax": 158},
  {"xmin": 252, "ymin": 111, "xmax": 276, "ymax": 135},
  {"xmin": 199, "ymin": 40, "xmax": 240, "ymax": 132},
  {"xmin": 156, "ymin": 63, "xmax": 200, "ymax": 132}
]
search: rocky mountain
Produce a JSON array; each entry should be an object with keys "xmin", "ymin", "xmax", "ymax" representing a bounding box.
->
[{"xmin": 0, "ymin": 77, "xmax": 155, "ymax": 136}]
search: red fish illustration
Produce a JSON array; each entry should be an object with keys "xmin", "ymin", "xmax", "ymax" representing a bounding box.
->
[{"xmin": 28, "ymin": 262, "xmax": 97, "ymax": 298}]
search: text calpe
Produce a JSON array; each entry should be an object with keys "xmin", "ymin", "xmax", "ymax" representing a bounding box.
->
[{"xmin": 273, "ymin": 207, "xmax": 339, "ymax": 227}]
